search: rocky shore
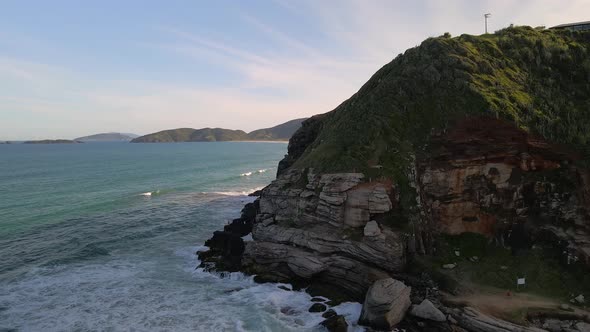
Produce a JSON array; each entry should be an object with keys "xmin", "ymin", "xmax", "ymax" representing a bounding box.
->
[{"xmin": 197, "ymin": 26, "xmax": 590, "ymax": 331}]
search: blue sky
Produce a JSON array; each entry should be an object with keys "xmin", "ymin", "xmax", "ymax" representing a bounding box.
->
[{"xmin": 1, "ymin": 0, "xmax": 589, "ymax": 140}]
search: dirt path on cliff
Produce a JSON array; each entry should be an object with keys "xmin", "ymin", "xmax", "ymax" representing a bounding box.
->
[{"xmin": 443, "ymin": 284, "xmax": 590, "ymax": 323}]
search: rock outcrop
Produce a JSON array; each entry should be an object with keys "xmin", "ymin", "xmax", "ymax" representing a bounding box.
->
[
  {"xmin": 241, "ymin": 168, "xmax": 404, "ymax": 300},
  {"xmin": 358, "ymin": 278, "xmax": 411, "ymax": 330}
]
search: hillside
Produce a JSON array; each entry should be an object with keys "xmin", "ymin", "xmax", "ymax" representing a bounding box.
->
[
  {"xmin": 74, "ymin": 132, "xmax": 138, "ymax": 142},
  {"xmin": 286, "ymin": 26, "xmax": 590, "ymax": 174},
  {"xmin": 247, "ymin": 118, "xmax": 306, "ymax": 140},
  {"xmin": 131, "ymin": 118, "xmax": 305, "ymax": 143},
  {"xmin": 23, "ymin": 139, "xmax": 81, "ymax": 144},
  {"xmin": 131, "ymin": 128, "xmax": 248, "ymax": 143},
  {"xmin": 199, "ymin": 26, "xmax": 590, "ymax": 331}
]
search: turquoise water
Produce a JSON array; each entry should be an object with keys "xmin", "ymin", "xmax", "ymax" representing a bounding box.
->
[{"xmin": 0, "ymin": 142, "xmax": 363, "ymax": 331}]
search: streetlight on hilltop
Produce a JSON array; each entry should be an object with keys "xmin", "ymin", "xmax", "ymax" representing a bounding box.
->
[{"xmin": 484, "ymin": 13, "xmax": 492, "ymax": 34}]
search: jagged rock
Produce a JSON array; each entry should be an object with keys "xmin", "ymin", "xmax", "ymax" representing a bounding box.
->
[
  {"xmin": 320, "ymin": 315, "xmax": 348, "ymax": 332},
  {"xmin": 364, "ymin": 220, "xmax": 381, "ymax": 237},
  {"xmin": 358, "ymin": 278, "xmax": 411, "ymax": 330},
  {"xmin": 197, "ymin": 231, "xmax": 245, "ymax": 271},
  {"xmin": 574, "ymin": 294, "xmax": 585, "ymax": 304},
  {"xmin": 410, "ymin": 299, "xmax": 446, "ymax": 322},
  {"xmin": 309, "ymin": 303, "xmax": 327, "ymax": 312}
]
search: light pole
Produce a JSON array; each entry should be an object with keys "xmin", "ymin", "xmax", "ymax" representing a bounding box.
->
[{"xmin": 484, "ymin": 13, "xmax": 491, "ymax": 34}]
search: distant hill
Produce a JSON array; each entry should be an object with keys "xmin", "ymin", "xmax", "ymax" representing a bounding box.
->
[
  {"xmin": 24, "ymin": 139, "xmax": 81, "ymax": 144},
  {"xmin": 75, "ymin": 132, "xmax": 139, "ymax": 142},
  {"xmin": 247, "ymin": 118, "xmax": 307, "ymax": 141},
  {"xmin": 131, "ymin": 118, "xmax": 306, "ymax": 143}
]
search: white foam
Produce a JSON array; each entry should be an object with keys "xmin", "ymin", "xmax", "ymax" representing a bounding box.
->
[
  {"xmin": 332, "ymin": 301, "xmax": 365, "ymax": 331},
  {"xmin": 140, "ymin": 192, "xmax": 152, "ymax": 196},
  {"xmin": 207, "ymin": 186, "xmax": 264, "ymax": 197},
  {"xmin": 240, "ymin": 172, "xmax": 253, "ymax": 177}
]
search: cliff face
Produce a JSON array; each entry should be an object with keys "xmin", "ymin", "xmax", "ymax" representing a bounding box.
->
[
  {"xmin": 418, "ymin": 117, "xmax": 589, "ymax": 262},
  {"xmin": 243, "ymin": 169, "xmax": 404, "ymax": 300}
]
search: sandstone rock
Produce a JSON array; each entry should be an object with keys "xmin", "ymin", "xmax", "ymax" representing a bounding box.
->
[
  {"xmin": 364, "ymin": 220, "xmax": 381, "ymax": 237},
  {"xmin": 576, "ymin": 322, "xmax": 590, "ymax": 332},
  {"xmin": 410, "ymin": 299, "xmax": 446, "ymax": 322},
  {"xmin": 358, "ymin": 278, "xmax": 411, "ymax": 330},
  {"xmin": 321, "ymin": 315, "xmax": 348, "ymax": 332}
]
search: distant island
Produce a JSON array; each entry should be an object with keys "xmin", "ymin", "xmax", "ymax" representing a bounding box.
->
[
  {"xmin": 74, "ymin": 132, "xmax": 139, "ymax": 142},
  {"xmin": 23, "ymin": 139, "xmax": 82, "ymax": 144},
  {"xmin": 131, "ymin": 118, "xmax": 306, "ymax": 143}
]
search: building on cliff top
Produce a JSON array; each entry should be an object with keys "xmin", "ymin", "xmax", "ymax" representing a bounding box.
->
[{"xmin": 550, "ymin": 20, "xmax": 590, "ymax": 31}]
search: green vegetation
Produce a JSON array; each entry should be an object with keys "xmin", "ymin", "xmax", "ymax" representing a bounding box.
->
[
  {"xmin": 131, "ymin": 128, "xmax": 247, "ymax": 143},
  {"xmin": 131, "ymin": 118, "xmax": 305, "ymax": 143},
  {"xmin": 426, "ymin": 233, "xmax": 590, "ymax": 300},
  {"xmin": 286, "ymin": 26, "xmax": 590, "ymax": 222},
  {"xmin": 294, "ymin": 27, "xmax": 590, "ymax": 173}
]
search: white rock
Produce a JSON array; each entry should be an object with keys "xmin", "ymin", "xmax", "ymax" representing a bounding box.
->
[
  {"xmin": 364, "ymin": 220, "xmax": 381, "ymax": 237},
  {"xmin": 359, "ymin": 278, "xmax": 411, "ymax": 330},
  {"xmin": 410, "ymin": 299, "xmax": 446, "ymax": 322}
]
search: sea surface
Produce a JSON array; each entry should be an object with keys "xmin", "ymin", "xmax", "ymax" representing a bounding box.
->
[{"xmin": 0, "ymin": 142, "xmax": 362, "ymax": 332}]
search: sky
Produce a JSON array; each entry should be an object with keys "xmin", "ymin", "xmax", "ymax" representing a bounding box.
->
[{"xmin": 1, "ymin": 0, "xmax": 589, "ymax": 140}]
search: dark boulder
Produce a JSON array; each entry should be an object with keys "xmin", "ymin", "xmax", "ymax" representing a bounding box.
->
[
  {"xmin": 309, "ymin": 303, "xmax": 327, "ymax": 313},
  {"xmin": 198, "ymin": 231, "xmax": 245, "ymax": 272},
  {"xmin": 320, "ymin": 315, "xmax": 348, "ymax": 332}
]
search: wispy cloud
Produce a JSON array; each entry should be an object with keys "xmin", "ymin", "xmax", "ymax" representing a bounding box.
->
[{"xmin": 2, "ymin": 0, "xmax": 590, "ymax": 139}]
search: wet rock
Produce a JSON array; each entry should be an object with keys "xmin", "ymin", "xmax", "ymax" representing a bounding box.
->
[
  {"xmin": 410, "ymin": 299, "xmax": 446, "ymax": 322},
  {"xmin": 320, "ymin": 315, "xmax": 348, "ymax": 332},
  {"xmin": 311, "ymin": 297, "xmax": 326, "ymax": 302},
  {"xmin": 309, "ymin": 303, "xmax": 327, "ymax": 313},
  {"xmin": 198, "ymin": 231, "xmax": 245, "ymax": 271},
  {"xmin": 322, "ymin": 309, "xmax": 337, "ymax": 318},
  {"xmin": 364, "ymin": 220, "xmax": 381, "ymax": 237},
  {"xmin": 359, "ymin": 278, "xmax": 411, "ymax": 330}
]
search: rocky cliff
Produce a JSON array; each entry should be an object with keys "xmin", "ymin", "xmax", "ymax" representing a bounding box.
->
[{"xmin": 199, "ymin": 26, "xmax": 590, "ymax": 331}]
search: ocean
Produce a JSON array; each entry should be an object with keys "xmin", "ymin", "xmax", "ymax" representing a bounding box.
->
[{"xmin": 0, "ymin": 142, "xmax": 362, "ymax": 331}]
